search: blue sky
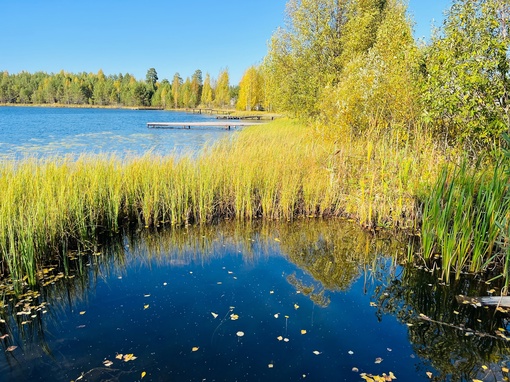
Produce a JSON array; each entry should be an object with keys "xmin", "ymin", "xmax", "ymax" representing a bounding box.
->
[{"xmin": 0, "ymin": 1, "xmax": 451, "ymax": 84}]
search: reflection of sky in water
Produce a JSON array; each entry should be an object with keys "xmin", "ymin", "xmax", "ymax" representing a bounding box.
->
[{"xmin": 0, "ymin": 107, "xmax": 231, "ymax": 159}]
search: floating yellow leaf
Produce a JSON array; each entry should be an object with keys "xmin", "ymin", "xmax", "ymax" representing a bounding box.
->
[
  {"xmin": 144, "ymin": 294, "xmax": 151, "ymax": 297},
  {"xmin": 375, "ymin": 357, "xmax": 383, "ymax": 364},
  {"xmin": 211, "ymin": 312, "xmax": 219, "ymax": 319},
  {"xmin": 473, "ymin": 379, "xmax": 483, "ymax": 382},
  {"xmin": 115, "ymin": 354, "xmax": 123, "ymax": 359},
  {"xmin": 103, "ymin": 360, "xmax": 113, "ymax": 367},
  {"xmin": 123, "ymin": 353, "xmax": 136, "ymax": 362},
  {"xmin": 503, "ymin": 367, "xmax": 510, "ymax": 373},
  {"xmin": 144, "ymin": 304, "xmax": 149, "ymax": 310},
  {"xmin": 141, "ymin": 371, "xmax": 146, "ymax": 379},
  {"xmin": 301, "ymin": 330, "xmax": 307, "ymax": 335},
  {"xmin": 230, "ymin": 314, "xmax": 239, "ymax": 320},
  {"xmin": 277, "ymin": 336, "xmax": 283, "ymax": 341},
  {"xmin": 294, "ymin": 304, "xmax": 300, "ymax": 310},
  {"xmin": 270, "ymin": 291, "xmax": 274, "ymax": 294},
  {"xmin": 370, "ymin": 302, "xmax": 377, "ymax": 307},
  {"xmin": 79, "ymin": 311, "xmax": 86, "ymax": 315},
  {"xmin": 236, "ymin": 331, "xmax": 245, "ymax": 337},
  {"xmin": 274, "ymin": 313, "xmax": 279, "ymax": 319},
  {"xmin": 192, "ymin": 347, "xmax": 199, "ymax": 352},
  {"xmin": 488, "ymin": 288, "xmax": 496, "ymax": 294},
  {"xmin": 6, "ymin": 346, "xmax": 17, "ymax": 352},
  {"xmin": 283, "ymin": 338, "xmax": 289, "ymax": 342},
  {"xmin": 268, "ymin": 364, "xmax": 274, "ymax": 368},
  {"xmin": 482, "ymin": 365, "xmax": 488, "ymax": 371},
  {"xmin": 426, "ymin": 371, "xmax": 433, "ymax": 378},
  {"xmin": 312, "ymin": 350, "xmax": 321, "ymax": 355}
]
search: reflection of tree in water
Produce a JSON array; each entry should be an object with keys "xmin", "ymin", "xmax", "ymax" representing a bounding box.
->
[
  {"xmin": 0, "ymin": 219, "xmax": 407, "ymax": 377},
  {"xmin": 374, "ymin": 266, "xmax": 510, "ymax": 381},
  {"xmin": 275, "ymin": 219, "xmax": 405, "ymax": 306}
]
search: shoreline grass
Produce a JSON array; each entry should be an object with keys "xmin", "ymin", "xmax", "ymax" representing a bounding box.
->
[{"xmin": 0, "ymin": 118, "xmax": 445, "ymax": 285}]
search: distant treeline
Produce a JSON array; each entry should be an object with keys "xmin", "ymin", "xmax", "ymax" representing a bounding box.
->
[{"xmin": 0, "ymin": 68, "xmax": 240, "ymax": 109}]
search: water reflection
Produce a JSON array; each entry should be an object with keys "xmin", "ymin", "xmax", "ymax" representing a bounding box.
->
[
  {"xmin": 0, "ymin": 219, "xmax": 507, "ymax": 381},
  {"xmin": 374, "ymin": 265, "xmax": 510, "ymax": 380}
]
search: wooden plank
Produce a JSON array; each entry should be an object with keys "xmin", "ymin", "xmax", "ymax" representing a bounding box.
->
[
  {"xmin": 457, "ymin": 294, "xmax": 510, "ymax": 308},
  {"xmin": 146, "ymin": 121, "xmax": 261, "ymax": 129}
]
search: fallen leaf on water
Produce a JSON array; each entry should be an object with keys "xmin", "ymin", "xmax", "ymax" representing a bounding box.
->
[
  {"xmin": 294, "ymin": 304, "xmax": 300, "ymax": 310},
  {"xmin": 123, "ymin": 353, "xmax": 136, "ymax": 362},
  {"xmin": 211, "ymin": 312, "xmax": 219, "ymax": 319},
  {"xmin": 268, "ymin": 363, "xmax": 274, "ymax": 368},
  {"xmin": 115, "ymin": 354, "xmax": 123, "ymax": 360},
  {"xmin": 144, "ymin": 294, "xmax": 151, "ymax": 298},
  {"xmin": 370, "ymin": 302, "xmax": 377, "ymax": 307},
  {"xmin": 6, "ymin": 346, "xmax": 17, "ymax": 352},
  {"xmin": 481, "ymin": 365, "xmax": 488, "ymax": 371},
  {"xmin": 79, "ymin": 311, "xmax": 86, "ymax": 315},
  {"xmin": 375, "ymin": 357, "xmax": 383, "ymax": 364},
  {"xmin": 270, "ymin": 291, "xmax": 274, "ymax": 294},
  {"xmin": 274, "ymin": 313, "xmax": 279, "ymax": 318},
  {"xmin": 236, "ymin": 331, "xmax": 244, "ymax": 337},
  {"xmin": 301, "ymin": 330, "xmax": 307, "ymax": 335},
  {"xmin": 313, "ymin": 350, "xmax": 321, "ymax": 355},
  {"xmin": 0, "ymin": 334, "xmax": 9, "ymax": 340},
  {"xmin": 348, "ymin": 350, "xmax": 354, "ymax": 355},
  {"xmin": 274, "ymin": 238, "xmax": 281, "ymax": 242},
  {"xmin": 352, "ymin": 367, "xmax": 359, "ymax": 372},
  {"xmin": 277, "ymin": 336, "xmax": 283, "ymax": 341},
  {"xmin": 488, "ymin": 288, "xmax": 496, "ymax": 294},
  {"xmin": 141, "ymin": 371, "xmax": 146, "ymax": 379},
  {"xmin": 283, "ymin": 338, "xmax": 289, "ymax": 342},
  {"xmin": 503, "ymin": 367, "xmax": 509, "ymax": 373},
  {"xmin": 426, "ymin": 371, "xmax": 433, "ymax": 378},
  {"xmin": 103, "ymin": 360, "xmax": 113, "ymax": 367},
  {"xmin": 473, "ymin": 379, "xmax": 483, "ymax": 382},
  {"xmin": 192, "ymin": 347, "xmax": 199, "ymax": 352},
  {"xmin": 230, "ymin": 314, "xmax": 239, "ymax": 320}
]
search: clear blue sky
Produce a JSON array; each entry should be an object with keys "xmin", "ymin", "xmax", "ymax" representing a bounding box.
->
[{"xmin": 0, "ymin": 1, "xmax": 451, "ymax": 84}]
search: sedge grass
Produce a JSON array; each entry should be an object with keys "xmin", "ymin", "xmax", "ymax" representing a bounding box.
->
[{"xmin": 0, "ymin": 118, "xmax": 443, "ymax": 285}]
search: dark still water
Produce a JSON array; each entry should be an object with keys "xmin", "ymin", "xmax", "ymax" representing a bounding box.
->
[
  {"xmin": 0, "ymin": 106, "xmax": 230, "ymax": 159},
  {"xmin": 0, "ymin": 220, "xmax": 509, "ymax": 382}
]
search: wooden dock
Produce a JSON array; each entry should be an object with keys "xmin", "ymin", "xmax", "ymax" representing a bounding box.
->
[{"xmin": 146, "ymin": 121, "xmax": 261, "ymax": 130}]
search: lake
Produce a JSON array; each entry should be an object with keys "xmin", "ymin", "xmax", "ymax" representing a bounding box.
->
[
  {"xmin": 0, "ymin": 107, "xmax": 509, "ymax": 381},
  {"xmin": 0, "ymin": 106, "xmax": 230, "ymax": 159}
]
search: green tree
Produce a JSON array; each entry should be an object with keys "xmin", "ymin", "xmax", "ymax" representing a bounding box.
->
[
  {"xmin": 146, "ymin": 68, "xmax": 158, "ymax": 89},
  {"xmin": 190, "ymin": 69, "xmax": 203, "ymax": 107},
  {"xmin": 424, "ymin": 0, "xmax": 510, "ymax": 153},
  {"xmin": 320, "ymin": 0, "xmax": 420, "ymax": 138},
  {"xmin": 264, "ymin": 0, "xmax": 348, "ymax": 117}
]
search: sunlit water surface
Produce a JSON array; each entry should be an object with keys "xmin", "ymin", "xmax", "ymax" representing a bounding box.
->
[{"xmin": 0, "ymin": 106, "xmax": 230, "ymax": 158}]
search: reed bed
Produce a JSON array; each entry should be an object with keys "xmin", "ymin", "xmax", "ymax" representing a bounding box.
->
[
  {"xmin": 421, "ymin": 158, "xmax": 510, "ymax": 286},
  {"xmin": 0, "ymin": 119, "xmax": 443, "ymax": 285}
]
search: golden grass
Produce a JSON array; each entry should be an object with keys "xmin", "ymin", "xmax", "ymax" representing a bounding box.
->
[{"xmin": 0, "ymin": 118, "xmax": 444, "ymax": 284}]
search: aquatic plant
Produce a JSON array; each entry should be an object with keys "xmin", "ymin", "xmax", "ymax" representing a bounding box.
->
[
  {"xmin": 421, "ymin": 154, "xmax": 510, "ymax": 286},
  {"xmin": 0, "ymin": 119, "xmax": 441, "ymax": 285}
]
